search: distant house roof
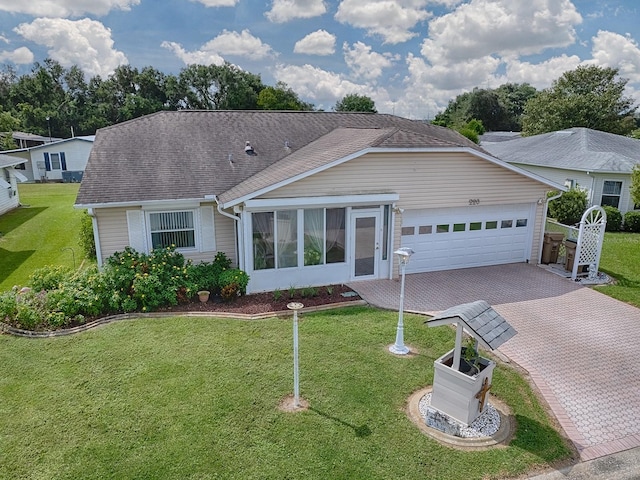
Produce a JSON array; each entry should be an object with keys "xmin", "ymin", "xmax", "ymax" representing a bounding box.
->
[
  {"xmin": 76, "ymin": 110, "xmax": 489, "ymax": 207},
  {"xmin": 483, "ymin": 127, "xmax": 640, "ymax": 174},
  {"xmin": 479, "ymin": 131, "xmax": 522, "ymax": 144},
  {"xmin": 0, "ymin": 155, "xmax": 28, "ymax": 168}
]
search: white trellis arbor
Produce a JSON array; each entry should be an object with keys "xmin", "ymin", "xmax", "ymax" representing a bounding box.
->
[{"xmin": 569, "ymin": 206, "xmax": 607, "ymax": 281}]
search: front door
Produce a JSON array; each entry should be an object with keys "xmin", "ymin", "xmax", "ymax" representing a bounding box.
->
[{"xmin": 350, "ymin": 210, "xmax": 381, "ymax": 279}]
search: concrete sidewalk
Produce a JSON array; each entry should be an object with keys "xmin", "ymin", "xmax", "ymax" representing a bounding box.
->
[{"xmin": 349, "ymin": 263, "xmax": 640, "ymax": 464}]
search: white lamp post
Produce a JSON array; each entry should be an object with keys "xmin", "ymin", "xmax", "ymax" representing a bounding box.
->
[
  {"xmin": 389, "ymin": 247, "xmax": 414, "ymax": 355},
  {"xmin": 287, "ymin": 302, "xmax": 304, "ymax": 407}
]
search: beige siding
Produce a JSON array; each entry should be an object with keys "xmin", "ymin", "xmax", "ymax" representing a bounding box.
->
[
  {"xmin": 261, "ymin": 151, "xmax": 552, "ymax": 269},
  {"xmin": 96, "ymin": 207, "xmax": 132, "ymax": 264},
  {"xmin": 263, "ymin": 152, "xmax": 550, "ymax": 208},
  {"xmin": 95, "ymin": 204, "xmax": 238, "ymax": 266}
]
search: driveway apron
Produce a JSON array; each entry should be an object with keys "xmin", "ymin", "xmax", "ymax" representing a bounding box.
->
[{"xmin": 349, "ymin": 263, "xmax": 640, "ymax": 461}]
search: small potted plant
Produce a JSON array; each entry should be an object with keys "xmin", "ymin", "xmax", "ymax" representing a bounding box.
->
[{"xmin": 197, "ymin": 290, "xmax": 210, "ymax": 303}]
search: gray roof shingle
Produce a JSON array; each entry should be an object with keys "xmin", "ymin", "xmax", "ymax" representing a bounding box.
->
[
  {"xmin": 483, "ymin": 127, "xmax": 640, "ymax": 173},
  {"xmin": 76, "ymin": 110, "xmax": 485, "ymax": 206},
  {"xmin": 426, "ymin": 300, "xmax": 517, "ymax": 350}
]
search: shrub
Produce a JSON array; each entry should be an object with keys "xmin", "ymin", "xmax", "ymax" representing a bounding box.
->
[
  {"xmin": 188, "ymin": 262, "xmax": 219, "ymax": 293},
  {"xmin": 624, "ymin": 211, "xmax": 640, "ymax": 232},
  {"xmin": 602, "ymin": 206, "xmax": 622, "ymax": 232},
  {"xmin": 218, "ymin": 268, "xmax": 249, "ymax": 296},
  {"xmin": 30, "ymin": 265, "xmax": 73, "ymax": 292},
  {"xmin": 79, "ymin": 211, "xmax": 96, "ymax": 259},
  {"xmin": 548, "ymin": 188, "xmax": 588, "ymax": 225}
]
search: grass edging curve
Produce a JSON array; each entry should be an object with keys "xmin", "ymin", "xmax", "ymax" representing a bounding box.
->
[{"xmin": 0, "ymin": 300, "xmax": 368, "ymax": 338}]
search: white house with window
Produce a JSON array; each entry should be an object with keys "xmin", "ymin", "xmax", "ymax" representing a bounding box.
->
[
  {"xmin": 483, "ymin": 128, "xmax": 640, "ymax": 215},
  {"xmin": 76, "ymin": 111, "xmax": 563, "ymax": 294},
  {"xmin": 0, "ymin": 136, "xmax": 94, "ymax": 183}
]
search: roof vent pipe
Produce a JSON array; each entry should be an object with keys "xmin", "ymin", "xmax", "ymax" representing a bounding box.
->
[{"xmin": 245, "ymin": 141, "xmax": 255, "ymax": 155}]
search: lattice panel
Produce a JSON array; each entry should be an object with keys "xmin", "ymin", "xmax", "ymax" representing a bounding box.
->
[{"xmin": 574, "ymin": 206, "xmax": 606, "ymax": 280}]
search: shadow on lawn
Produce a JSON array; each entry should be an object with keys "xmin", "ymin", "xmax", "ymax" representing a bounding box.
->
[
  {"xmin": 309, "ymin": 407, "xmax": 372, "ymax": 438},
  {"xmin": 0, "ymin": 206, "xmax": 47, "ymax": 236},
  {"xmin": 511, "ymin": 414, "xmax": 574, "ymax": 462},
  {"xmin": 0, "ymin": 248, "xmax": 35, "ymax": 283}
]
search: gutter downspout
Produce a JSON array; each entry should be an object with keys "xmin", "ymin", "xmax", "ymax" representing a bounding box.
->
[
  {"xmin": 214, "ymin": 195, "xmax": 243, "ymax": 270},
  {"xmin": 87, "ymin": 208, "xmax": 103, "ymax": 268},
  {"xmin": 537, "ymin": 191, "xmax": 563, "ymax": 264}
]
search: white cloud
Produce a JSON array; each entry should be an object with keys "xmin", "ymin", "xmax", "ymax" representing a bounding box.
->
[
  {"xmin": 0, "ymin": 0, "xmax": 139, "ymax": 17},
  {"xmin": 590, "ymin": 30, "xmax": 640, "ymax": 83},
  {"xmin": 500, "ymin": 54, "xmax": 582, "ymax": 89},
  {"xmin": 266, "ymin": 0, "xmax": 326, "ymax": 23},
  {"xmin": 273, "ymin": 63, "xmax": 378, "ymax": 105},
  {"xmin": 160, "ymin": 41, "xmax": 225, "ymax": 66},
  {"xmin": 294, "ymin": 30, "xmax": 335, "ymax": 55},
  {"xmin": 162, "ymin": 29, "xmax": 275, "ymax": 65},
  {"xmin": 335, "ymin": 0, "xmax": 431, "ymax": 45},
  {"xmin": 343, "ymin": 41, "xmax": 395, "ymax": 80},
  {"xmin": 421, "ymin": 0, "xmax": 582, "ymax": 63},
  {"xmin": 190, "ymin": 0, "xmax": 238, "ymax": 6},
  {"xmin": 14, "ymin": 18, "xmax": 127, "ymax": 77},
  {"xmin": 0, "ymin": 47, "xmax": 34, "ymax": 64}
]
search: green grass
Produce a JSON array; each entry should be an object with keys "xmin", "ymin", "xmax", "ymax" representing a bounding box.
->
[
  {"xmin": 0, "ymin": 307, "xmax": 571, "ymax": 480},
  {"xmin": 0, "ymin": 183, "xmax": 85, "ymax": 291},
  {"xmin": 595, "ymin": 231, "xmax": 640, "ymax": 307}
]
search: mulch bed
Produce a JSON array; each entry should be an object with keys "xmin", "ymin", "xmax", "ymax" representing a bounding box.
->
[{"xmin": 159, "ymin": 284, "xmax": 362, "ymax": 316}]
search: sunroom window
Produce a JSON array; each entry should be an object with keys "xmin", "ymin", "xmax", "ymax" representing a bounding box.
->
[
  {"xmin": 252, "ymin": 207, "xmax": 345, "ymax": 270},
  {"xmin": 149, "ymin": 211, "xmax": 195, "ymax": 249}
]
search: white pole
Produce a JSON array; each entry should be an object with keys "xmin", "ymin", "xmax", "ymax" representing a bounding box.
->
[
  {"xmin": 287, "ymin": 302, "xmax": 304, "ymax": 407},
  {"xmin": 293, "ymin": 308, "xmax": 300, "ymax": 407},
  {"xmin": 389, "ymin": 260, "xmax": 410, "ymax": 355}
]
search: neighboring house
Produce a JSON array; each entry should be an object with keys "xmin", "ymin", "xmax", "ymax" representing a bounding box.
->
[
  {"xmin": 0, "ymin": 136, "xmax": 95, "ymax": 182},
  {"xmin": 0, "ymin": 131, "xmax": 62, "ymax": 149},
  {"xmin": 0, "ymin": 156, "xmax": 28, "ymax": 215},
  {"xmin": 483, "ymin": 128, "xmax": 640, "ymax": 214},
  {"xmin": 75, "ymin": 111, "xmax": 563, "ymax": 293}
]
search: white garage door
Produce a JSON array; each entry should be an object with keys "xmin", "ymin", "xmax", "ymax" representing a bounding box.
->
[{"xmin": 400, "ymin": 204, "xmax": 535, "ymax": 274}]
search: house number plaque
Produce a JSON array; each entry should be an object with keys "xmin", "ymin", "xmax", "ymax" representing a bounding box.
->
[{"xmin": 468, "ymin": 199, "xmax": 480, "ymax": 205}]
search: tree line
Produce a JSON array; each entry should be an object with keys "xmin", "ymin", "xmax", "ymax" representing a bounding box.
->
[
  {"xmin": 0, "ymin": 59, "xmax": 378, "ymax": 149},
  {"xmin": 1, "ymin": 60, "xmax": 638, "ymax": 150},
  {"xmin": 433, "ymin": 65, "xmax": 639, "ymax": 140}
]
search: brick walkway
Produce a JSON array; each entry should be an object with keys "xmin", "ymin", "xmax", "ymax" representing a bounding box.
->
[{"xmin": 349, "ymin": 263, "xmax": 640, "ymax": 461}]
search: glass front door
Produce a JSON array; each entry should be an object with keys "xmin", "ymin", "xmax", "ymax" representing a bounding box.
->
[{"xmin": 351, "ymin": 210, "xmax": 380, "ymax": 279}]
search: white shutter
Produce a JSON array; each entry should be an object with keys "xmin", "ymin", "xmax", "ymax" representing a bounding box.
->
[
  {"xmin": 126, "ymin": 210, "xmax": 147, "ymax": 253},
  {"xmin": 200, "ymin": 206, "xmax": 216, "ymax": 252}
]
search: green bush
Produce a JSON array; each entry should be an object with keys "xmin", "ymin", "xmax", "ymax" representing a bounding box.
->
[
  {"xmin": 624, "ymin": 211, "xmax": 640, "ymax": 232},
  {"xmin": 79, "ymin": 211, "xmax": 96, "ymax": 259},
  {"xmin": 218, "ymin": 268, "xmax": 250, "ymax": 296},
  {"xmin": 548, "ymin": 188, "xmax": 588, "ymax": 225},
  {"xmin": 30, "ymin": 265, "xmax": 73, "ymax": 292},
  {"xmin": 602, "ymin": 205, "xmax": 622, "ymax": 231}
]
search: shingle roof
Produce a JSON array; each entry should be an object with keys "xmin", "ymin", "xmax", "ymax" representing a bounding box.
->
[
  {"xmin": 483, "ymin": 127, "xmax": 640, "ymax": 173},
  {"xmin": 76, "ymin": 110, "xmax": 484, "ymax": 206},
  {"xmin": 426, "ymin": 300, "xmax": 517, "ymax": 350}
]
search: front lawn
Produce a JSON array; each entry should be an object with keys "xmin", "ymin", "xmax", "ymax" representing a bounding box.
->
[
  {"xmin": 0, "ymin": 307, "xmax": 571, "ymax": 480},
  {"xmin": 0, "ymin": 183, "xmax": 85, "ymax": 291},
  {"xmin": 596, "ymin": 232, "xmax": 640, "ymax": 307}
]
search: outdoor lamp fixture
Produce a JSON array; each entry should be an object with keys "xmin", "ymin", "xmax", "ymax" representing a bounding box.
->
[
  {"xmin": 389, "ymin": 247, "xmax": 414, "ymax": 355},
  {"xmin": 287, "ymin": 302, "xmax": 304, "ymax": 407}
]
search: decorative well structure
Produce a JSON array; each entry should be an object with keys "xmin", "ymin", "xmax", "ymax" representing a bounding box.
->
[{"xmin": 425, "ymin": 300, "xmax": 517, "ymax": 428}]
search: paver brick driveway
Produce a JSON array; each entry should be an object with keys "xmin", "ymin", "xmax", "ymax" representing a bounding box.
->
[{"xmin": 349, "ymin": 263, "xmax": 640, "ymax": 461}]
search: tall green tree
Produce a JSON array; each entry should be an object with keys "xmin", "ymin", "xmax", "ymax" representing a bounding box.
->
[
  {"xmin": 522, "ymin": 66, "xmax": 637, "ymax": 136},
  {"xmin": 178, "ymin": 62, "xmax": 263, "ymax": 110},
  {"xmin": 257, "ymin": 81, "xmax": 313, "ymax": 110},
  {"xmin": 334, "ymin": 94, "xmax": 377, "ymax": 113},
  {"xmin": 631, "ymin": 165, "xmax": 640, "ymax": 208},
  {"xmin": 433, "ymin": 84, "xmax": 536, "ymax": 132}
]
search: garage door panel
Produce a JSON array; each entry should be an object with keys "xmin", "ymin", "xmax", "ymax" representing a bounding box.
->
[{"xmin": 401, "ymin": 204, "xmax": 533, "ymax": 273}]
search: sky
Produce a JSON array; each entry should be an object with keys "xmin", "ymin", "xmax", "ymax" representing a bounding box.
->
[{"xmin": 0, "ymin": 0, "xmax": 639, "ymax": 118}]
